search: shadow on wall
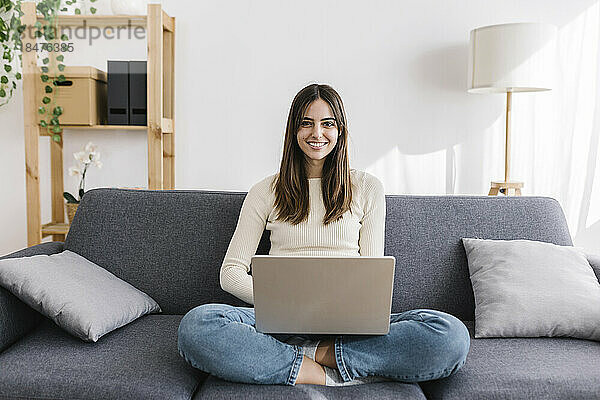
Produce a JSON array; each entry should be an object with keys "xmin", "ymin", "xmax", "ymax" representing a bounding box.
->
[
  {"xmin": 405, "ymin": 43, "xmax": 503, "ymax": 192},
  {"xmin": 361, "ymin": 43, "xmax": 503, "ymax": 194}
]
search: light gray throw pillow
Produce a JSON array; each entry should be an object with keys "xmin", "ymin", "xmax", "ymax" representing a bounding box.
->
[
  {"xmin": 462, "ymin": 238, "xmax": 600, "ymax": 341},
  {"xmin": 0, "ymin": 249, "xmax": 161, "ymax": 342}
]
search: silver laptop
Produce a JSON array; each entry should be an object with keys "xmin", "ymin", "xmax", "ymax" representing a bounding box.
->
[{"xmin": 251, "ymin": 255, "xmax": 396, "ymax": 335}]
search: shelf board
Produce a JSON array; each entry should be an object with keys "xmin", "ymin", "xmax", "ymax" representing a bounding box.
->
[
  {"xmin": 62, "ymin": 124, "xmax": 148, "ymax": 130},
  {"xmin": 39, "ymin": 125, "xmax": 147, "ymax": 135},
  {"xmin": 41, "ymin": 222, "xmax": 70, "ymax": 236},
  {"xmin": 34, "ymin": 11, "xmax": 174, "ymax": 31},
  {"xmin": 37, "ymin": 120, "xmax": 176, "ymax": 134},
  {"xmin": 36, "ymin": 14, "xmax": 146, "ymax": 27}
]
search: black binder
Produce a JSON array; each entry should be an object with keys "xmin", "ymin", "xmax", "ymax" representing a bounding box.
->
[
  {"xmin": 107, "ymin": 60, "xmax": 129, "ymax": 125},
  {"xmin": 128, "ymin": 61, "xmax": 147, "ymax": 126}
]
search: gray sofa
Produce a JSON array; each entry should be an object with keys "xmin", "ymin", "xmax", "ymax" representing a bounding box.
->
[{"xmin": 1, "ymin": 188, "xmax": 599, "ymax": 400}]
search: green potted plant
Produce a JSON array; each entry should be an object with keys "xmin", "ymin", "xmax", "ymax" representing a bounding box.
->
[
  {"xmin": 64, "ymin": 141, "xmax": 102, "ymax": 223},
  {"xmin": 0, "ymin": 1, "xmax": 68, "ymax": 132},
  {"xmin": 0, "ymin": 0, "xmax": 25, "ymax": 106},
  {"xmin": 2, "ymin": 0, "xmax": 96, "ymax": 128}
]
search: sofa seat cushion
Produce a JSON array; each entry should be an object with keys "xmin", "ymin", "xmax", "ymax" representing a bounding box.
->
[
  {"xmin": 419, "ymin": 321, "xmax": 600, "ymax": 400},
  {"xmin": 0, "ymin": 314, "xmax": 207, "ymax": 400},
  {"xmin": 193, "ymin": 375, "xmax": 427, "ymax": 399}
]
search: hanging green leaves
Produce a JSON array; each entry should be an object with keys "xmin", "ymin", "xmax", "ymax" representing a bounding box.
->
[
  {"xmin": 35, "ymin": 0, "xmax": 70, "ymax": 143},
  {"xmin": 0, "ymin": 0, "xmax": 26, "ymax": 106}
]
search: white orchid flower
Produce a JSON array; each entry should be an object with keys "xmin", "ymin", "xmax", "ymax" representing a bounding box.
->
[
  {"xmin": 68, "ymin": 143, "xmax": 103, "ymax": 201},
  {"xmin": 74, "ymin": 151, "xmax": 87, "ymax": 163},
  {"xmin": 85, "ymin": 142, "xmax": 97, "ymax": 153},
  {"xmin": 89, "ymin": 151, "xmax": 100, "ymax": 162}
]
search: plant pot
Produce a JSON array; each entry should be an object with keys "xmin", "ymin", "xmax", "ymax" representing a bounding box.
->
[{"xmin": 66, "ymin": 203, "xmax": 79, "ymax": 224}]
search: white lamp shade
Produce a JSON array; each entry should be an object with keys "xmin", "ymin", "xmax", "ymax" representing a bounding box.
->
[{"xmin": 467, "ymin": 22, "xmax": 558, "ymax": 93}]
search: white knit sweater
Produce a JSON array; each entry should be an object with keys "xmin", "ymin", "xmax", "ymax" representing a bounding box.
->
[{"xmin": 219, "ymin": 168, "xmax": 386, "ymax": 305}]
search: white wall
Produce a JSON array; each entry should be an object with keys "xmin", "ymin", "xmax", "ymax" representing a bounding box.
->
[{"xmin": 2, "ymin": 0, "xmax": 600, "ymax": 255}]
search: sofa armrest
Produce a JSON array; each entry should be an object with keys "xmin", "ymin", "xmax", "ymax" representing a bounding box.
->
[
  {"xmin": 583, "ymin": 251, "xmax": 600, "ymax": 281},
  {"xmin": 0, "ymin": 241, "xmax": 64, "ymax": 353}
]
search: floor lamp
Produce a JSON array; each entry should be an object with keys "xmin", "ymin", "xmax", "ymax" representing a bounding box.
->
[{"xmin": 467, "ymin": 22, "xmax": 557, "ymax": 196}]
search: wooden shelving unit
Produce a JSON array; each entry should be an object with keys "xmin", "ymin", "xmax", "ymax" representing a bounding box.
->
[
  {"xmin": 36, "ymin": 14, "xmax": 147, "ymax": 27},
  {"xmin": 21, "ymin": 2, "xmax": 176, "ymax": 246},
  {"xmin": 38, "ymin": 125, "xmax": 149, "ymax": 133},
  {"xmin": 41, "ymin": 222, "xmax": 70, "ymax": 236}
]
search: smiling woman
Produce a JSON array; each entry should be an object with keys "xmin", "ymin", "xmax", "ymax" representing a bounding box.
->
[
  {"xmin": 297, "ymin": 100, "xmax": 340, "ymax": 172},
  {"xmin": 275, "ymin": 84, "xmax": 353, "ymax": 226},
  {"xmin": 176, "ymin": 83, "xmax": 470, "ymax": 387},
  {"xmin": 217, "ymin": 85, "xmax": 382, "ymax": 309}
]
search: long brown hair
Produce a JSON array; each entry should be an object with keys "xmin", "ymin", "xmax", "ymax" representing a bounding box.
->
[{"xmin": 270, "ymin": 83, "xmax": 354, "ymax": 226}]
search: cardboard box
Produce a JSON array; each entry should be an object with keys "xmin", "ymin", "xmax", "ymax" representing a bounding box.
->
[{"xmin": 37, "ymin": 66, "xmax": 107, "ymax": 125}]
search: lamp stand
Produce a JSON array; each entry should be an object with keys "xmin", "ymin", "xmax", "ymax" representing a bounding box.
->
[{"xmin": 488, "ymin": 91, "xmax": 523, "ymax": 196}]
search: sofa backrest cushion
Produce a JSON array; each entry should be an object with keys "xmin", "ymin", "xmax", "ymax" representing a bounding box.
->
[{"xmin": 65, "ymin": 189, "xmax": 572, "ymax": 319}]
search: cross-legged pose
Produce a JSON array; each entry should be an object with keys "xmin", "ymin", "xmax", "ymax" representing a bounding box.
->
[{"xmin": 177, "ymin": 83, "xmax": 470, "ymax": 386}]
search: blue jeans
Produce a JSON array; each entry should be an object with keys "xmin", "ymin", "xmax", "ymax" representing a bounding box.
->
[{"xmin": 177, "ymin": 303, "xmax": 470, "ymax": 386}]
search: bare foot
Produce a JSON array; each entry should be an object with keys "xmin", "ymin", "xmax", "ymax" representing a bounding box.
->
[
  {"xmin": 295, "ymin": 355, "xmax": 326, "ymax": 385},
  {"xmin": 315, "ymin": 339, "xmax": 337, "ymax": 369}
]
